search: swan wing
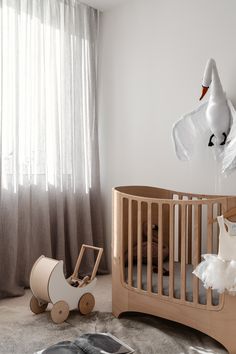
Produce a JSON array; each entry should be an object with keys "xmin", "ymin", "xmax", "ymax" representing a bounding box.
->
[
  {"xmin": 222, "ymin": 99, "xmax": 236, "ymax": 174},
  {"xmin": 172, "ymin": 101, "xmax": 209, "ymax": 161}
]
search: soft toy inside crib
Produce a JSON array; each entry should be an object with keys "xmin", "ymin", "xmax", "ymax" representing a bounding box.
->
[{"xmin": 124, "ymin": 221, "xmax": 169, "ymax": 275}]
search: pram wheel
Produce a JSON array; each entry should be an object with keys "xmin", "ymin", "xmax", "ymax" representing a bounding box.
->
[
  {"xmin": 78, "ymin": 292, "xmax": 95, "ymax": 315},
  {"xmin": 30, "ymin": 296, "xmax": 48, "ymax": 314},
  {"xmin": 51, "ymin": 300, "xmax": 69, "ymax": 324}
]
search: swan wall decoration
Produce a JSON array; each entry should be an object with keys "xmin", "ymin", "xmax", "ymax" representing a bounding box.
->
[
  {"xmin": 199, "ymin": 58, "xmax": 230, "ymax": 147},
  {"xmin": 172, "ymin": 58, "xmax": 236, "ymax": 175}
]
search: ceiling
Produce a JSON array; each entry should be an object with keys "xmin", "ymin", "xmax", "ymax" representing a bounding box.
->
[{"xmin": 81, "ymin": 0, "xmax": 130, "ymax": 11}]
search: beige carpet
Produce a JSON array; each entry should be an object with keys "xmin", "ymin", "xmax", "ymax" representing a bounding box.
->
[{"xmin": 0, "ymin": 275, "xmax": 227, "ymax": 354}]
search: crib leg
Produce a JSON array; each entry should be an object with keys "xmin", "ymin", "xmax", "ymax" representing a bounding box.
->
[{"xmin": 112, "ymin": 307, "xmax": 124, "ymax": 318}]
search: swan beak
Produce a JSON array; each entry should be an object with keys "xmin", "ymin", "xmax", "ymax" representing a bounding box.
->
[{"xmin": 199, "ymin": 86, "xmax": 209, "ymax": 100}]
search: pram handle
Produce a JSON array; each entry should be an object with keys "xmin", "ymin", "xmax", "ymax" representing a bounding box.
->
[{"xmin": 71, "ymin": 244, "xmax": 103, "ymax": 281}]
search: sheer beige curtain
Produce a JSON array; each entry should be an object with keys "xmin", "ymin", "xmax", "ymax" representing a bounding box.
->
[{"xmin": 0, "ymin": 0, "xmax": 107, "ymax": 298}]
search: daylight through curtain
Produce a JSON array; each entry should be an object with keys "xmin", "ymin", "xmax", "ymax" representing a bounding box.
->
[{"xmin": 0, "ymin": 0, "xmax": 107, "ymax": 298}]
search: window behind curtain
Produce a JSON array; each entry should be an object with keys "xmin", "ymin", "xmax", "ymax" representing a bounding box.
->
[{"xmin": 0, "ymin": 0, "xmax": 97, "ymax": 192}]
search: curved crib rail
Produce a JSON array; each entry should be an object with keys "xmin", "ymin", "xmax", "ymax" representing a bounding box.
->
[{"xmin": 113, "ymin": 186, "xmax": 231, "ymax": 310}]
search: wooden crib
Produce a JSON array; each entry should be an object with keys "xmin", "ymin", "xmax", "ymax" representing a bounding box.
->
[{"xmin": 112, "ymin": 186, "xmax": 236, "ymax": 354}]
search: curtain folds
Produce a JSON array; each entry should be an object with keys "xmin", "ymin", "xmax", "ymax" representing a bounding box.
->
[{"xmin": 0, "ymin": 0, "xmax": 107, "ymax": 298}]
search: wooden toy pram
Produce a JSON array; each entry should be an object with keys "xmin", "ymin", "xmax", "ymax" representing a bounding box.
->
[{"xmin": 29, "ymin": 244, "xmax": 103, "ymax": 324}]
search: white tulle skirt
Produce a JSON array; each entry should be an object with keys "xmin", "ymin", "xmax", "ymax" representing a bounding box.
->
[{"xmin": 193, "ymin": 254, "xmax": 236, "ymax": 294}]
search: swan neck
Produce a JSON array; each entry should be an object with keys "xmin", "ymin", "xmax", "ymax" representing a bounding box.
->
[{"xmin": 211, "ymin": 62, "xmax": 224, "ymax": 99}]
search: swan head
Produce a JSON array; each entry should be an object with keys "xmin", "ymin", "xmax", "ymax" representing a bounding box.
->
[{"xmin": 199, "ymin": 58, "xmax": 222, "ymax": 100}]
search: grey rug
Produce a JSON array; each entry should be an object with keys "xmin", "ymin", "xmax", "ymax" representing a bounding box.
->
[{"xmin": 0, "ymin": 305, "xmax": 227, "ymax": 354}]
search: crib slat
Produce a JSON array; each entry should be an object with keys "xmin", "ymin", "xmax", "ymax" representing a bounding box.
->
[
  {"xmin": 198, "ymin": 204, "xmax": 202, "ymax": 255},
  {"xmin": 169, "ymin": 204, "xmax": 174, "ymax": 298},
  {"xmin": 128, "ymin": 199, "xmax": 133, "ymax": 287},
  {"xmin": 158, "ymin": 203, "xmax": 163, "ymax": 295},
  {"xmin": 137, "ymin": 201, "xmax": 142, "ymax": 290},
  {"xmin": 178, "ymin": 199, "xmax": 182, "ymax": 262},
  {"xmin": 187, "ymin": 204, "xmax": 192, "ymax": 264},
  {"xmin": 181, "ymin": 204, "xmax": 186, "ymax": 301},
  {"xmin": 193, "ymin": 205, "xmax": 201, "ymax": 304},
  {"xmin": 207, "ymin": 204, "xmax": 213, "ymax": 307},
  {"xmin": 217, "ymin": 201, "xmax": 227, "ymax": 307},
  {"xmin": 216, "ymin": 203, "xmax": 222, "ymax": 251},
  {"xmin": 121, "ymin": 197, "xmax": 126, "ymax": 284},
  {"xmin": 207, "ymin": 203, "xmax": 213, "ymax": 251},
  {"xmin": 147, "ymin": 203, "xmax": 152, "ymax": 293}
]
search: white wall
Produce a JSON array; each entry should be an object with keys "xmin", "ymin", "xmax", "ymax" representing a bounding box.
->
[{"xmin": 98, "ymin": 0, "xmax": 236, "ymax": 270}]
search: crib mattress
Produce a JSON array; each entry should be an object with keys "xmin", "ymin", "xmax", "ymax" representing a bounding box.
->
[{"xmin": 125, "ymin": 262, "xmax": 219, "ymax": 306}]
